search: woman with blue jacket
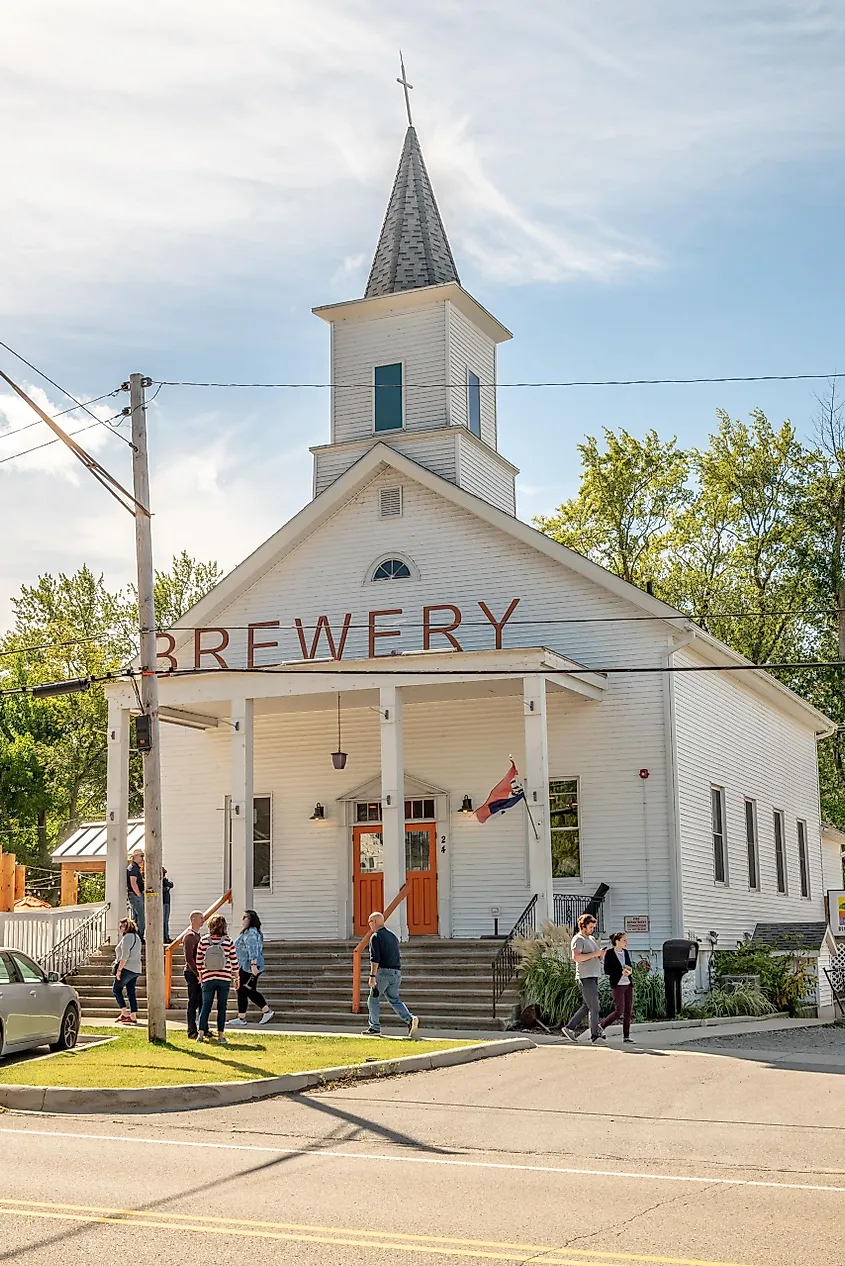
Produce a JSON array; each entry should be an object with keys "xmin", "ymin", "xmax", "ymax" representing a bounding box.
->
[{"xmin": 228, "ymin": 910, "xmax": 275, "ymax": 1027}]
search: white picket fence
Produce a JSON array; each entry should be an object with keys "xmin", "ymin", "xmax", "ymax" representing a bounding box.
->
[{"xmin": 0, "ymin": 903, "xmax": 108, "ymax": 966}]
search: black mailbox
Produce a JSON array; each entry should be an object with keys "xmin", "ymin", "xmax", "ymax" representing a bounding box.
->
[
  {"xmin": 662, "ymin": 939, "xmax": 698, "ymax": 974},
  {"xmin": 662, "ymin": 939, "xmax": 699, "ymax": 1019}
]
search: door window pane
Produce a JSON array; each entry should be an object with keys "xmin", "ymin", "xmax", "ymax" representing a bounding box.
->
[
  {"xmin": 405, "ymin": 798, "xmax": 435, "ymax": 821},
  {"xmin": 359, "ymin": 831, "xmax": 384, "ymax": 873},
  {"xmin": 774, "ymin": 810, "xmax": 787, "ymax": 893},
  {"xmin": 374, "ymin": 362, "xmax": 403, "ymax": 432},
  {"xmin": 10, "ymin": 951, "xmax": 44, "ymax": 983},
  {"xmin": 357, "ymin": 802, "xmax": 382, "ymax": 822},
  {"xmin": 0, "ymin": 954, "xmax": 13, "ymax": 984},
  {"xmin": 550, "ymin": 779, "xmax": 580, "ymax": 878},
  {"xmin": 253, "ymin": 795, "xmax": 271, "ymax": 889},
  {"xmin": 405, "ymin": 830, "xmax": 430, "ymax": 872}
]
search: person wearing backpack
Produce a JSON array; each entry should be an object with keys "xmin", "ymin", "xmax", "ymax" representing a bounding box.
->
[{"xmin": 195, "ymin": 914, "xmax": 239, "ymax": 1044}]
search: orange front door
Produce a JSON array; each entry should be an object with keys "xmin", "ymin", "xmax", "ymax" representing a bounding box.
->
[{"xmin": 353, "ymin": 823, "xmax": 438, "ymax": 936}]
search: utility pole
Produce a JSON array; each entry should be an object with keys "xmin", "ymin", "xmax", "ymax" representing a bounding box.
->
[{"xmin": 130, "ymin": 373, "xmax": 167, "ymax": 1042}]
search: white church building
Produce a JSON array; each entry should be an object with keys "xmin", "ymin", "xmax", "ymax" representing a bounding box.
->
[{"xmin": 103, "ymin": 121, "xmax": 836, "ymax": 965}]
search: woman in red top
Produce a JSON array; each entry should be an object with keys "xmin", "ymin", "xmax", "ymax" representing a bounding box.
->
[{"xmin": 195, "ymin": 914, "xmax": 239, "ymax": 1044}]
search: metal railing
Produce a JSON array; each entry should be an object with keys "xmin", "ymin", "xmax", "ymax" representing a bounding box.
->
[
  {"xmin": 164, "ymin": 890, "xmax": 232, "ymax": 1007},
  {"xmin": 824, "ymin": 946, "xmax": 845, "ymax": 1018},
  {"xmin": 42, "ymin": 903, "xmax": 109, "ymax": 980},
  {"xmin": 491, "ymin": 894, "xmax": 538, "ymax": 1017},
  {"xmin": 351, "ymin": 883, "xmax": 410, "ymax": 1014},
  {"xmin": 0, "ymin": 902, "xmax": 107, "ymax": 966},
  {"xmin": 553, "ymin": 893, "xmax": 606, "ymax": 933}
]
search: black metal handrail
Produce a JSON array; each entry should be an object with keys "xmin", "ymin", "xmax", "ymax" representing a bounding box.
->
[
  {"xmin": 553, "ymin": 892, "xmax": 607, "ymax": 933},
  {"xmin": 42, "ymin": 903, "xmax": 109, "ymax": 980},
  {"xmin": 491, "ymin": 894, "xmax": 538, "ymax": 1017}
]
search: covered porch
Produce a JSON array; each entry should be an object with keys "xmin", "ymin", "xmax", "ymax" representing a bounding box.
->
[{"xmin": 103, "ymin": 647, "xmax": 605, "ymax": 945}]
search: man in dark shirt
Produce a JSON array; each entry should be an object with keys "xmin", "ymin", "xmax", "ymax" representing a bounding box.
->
[
  {"xmin": 182, "ymin": 911, "xmax": 205, "ymax": 1040},
  {"xmin": 126, "ymin": 850, "xmax": 145, "ymax": 940},
  {"xmin": 363, "ymin": 911, "xmax": 419, "ymax": 1038}
]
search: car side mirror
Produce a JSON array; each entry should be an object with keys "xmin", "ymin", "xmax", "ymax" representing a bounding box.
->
[{"xmin": 47, "ymin": 971, "xmax": 60, "ymax": 983}]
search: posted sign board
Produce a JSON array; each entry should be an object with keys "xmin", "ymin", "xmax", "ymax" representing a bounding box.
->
[
  {"xmin": 623, "ymin": 915, "xmax": 650, "ymax": 934},
  {"xmin": 828, "ymin": 890, "xmax": 845, "ymax": 938}
]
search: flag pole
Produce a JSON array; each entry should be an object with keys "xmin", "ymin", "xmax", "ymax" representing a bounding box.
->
[{"xmin": 509, "ymin": 754, "xmax": 539, "ymax": 840}]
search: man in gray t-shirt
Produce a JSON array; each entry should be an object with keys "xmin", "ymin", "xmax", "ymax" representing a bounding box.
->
[{"xmin": 563, "ymin": 915, "xmax": 606, "ymax": 1042}]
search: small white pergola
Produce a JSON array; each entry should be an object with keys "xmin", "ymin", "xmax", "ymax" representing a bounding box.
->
[{"xmin": 103, "ymin": 647, "xmax": 605, "ymax": 943}]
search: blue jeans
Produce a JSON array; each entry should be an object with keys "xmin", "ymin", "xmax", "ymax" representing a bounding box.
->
[
  {"xmin": 199, "ymin": 980, "xmax": 230, "ymax": 1035},
  {"xmin": 367, "ymin": 967, "xmax": 413, "ymax": 1032},
  {"xmin": 127, "ymin": 891, "xmax": 145, "ymax": 940},
  {"xmin": 113, "ymin": 970, "xmax": 139, "ymax": 1013}
]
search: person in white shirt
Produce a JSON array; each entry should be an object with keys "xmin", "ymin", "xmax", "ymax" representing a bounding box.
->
[{"xmin": 562, "ymin": 913, "xmax": 605, "ymax": 1044}]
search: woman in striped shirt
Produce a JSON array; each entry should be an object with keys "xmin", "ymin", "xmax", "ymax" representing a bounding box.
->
[{"xmin": 195, "ymin": 914, "xmax": 239, "ymax": 1044}]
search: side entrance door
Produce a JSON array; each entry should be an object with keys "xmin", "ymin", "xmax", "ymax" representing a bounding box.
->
[{"xmin": 353, "ymin": 823, "xmax": 438, "ymax": 937}]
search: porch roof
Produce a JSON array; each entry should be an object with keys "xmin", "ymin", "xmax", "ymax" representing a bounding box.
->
[
  {"xmin": 52, "ymin": 818, "xmax": 145, "ymax": 863},
  {"xmin": 108, "ymin": 646, "xmax": 606, "ymax": 723}
]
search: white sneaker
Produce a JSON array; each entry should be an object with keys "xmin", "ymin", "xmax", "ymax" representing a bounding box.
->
[
  {"xmin": 228, "ymin": 1017, "xmax": 248, "ymax": 1027},
  {"xmin": 407, "ymin": 1015, "xmax": 419, "ymax": 1038},
  {"xmin": 259, "ymin": 1010, "xmax": 275, "ymax": 1025}
]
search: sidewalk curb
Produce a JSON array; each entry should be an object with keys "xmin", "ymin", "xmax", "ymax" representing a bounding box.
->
[{"xmin": 0, "ymin": 1037, "xmax": 534, "ymax": 1114}]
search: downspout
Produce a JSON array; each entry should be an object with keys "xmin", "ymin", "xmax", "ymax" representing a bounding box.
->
[{"xmin": 663, "ymin": 627, "xmax": 696, "ymax": 939}]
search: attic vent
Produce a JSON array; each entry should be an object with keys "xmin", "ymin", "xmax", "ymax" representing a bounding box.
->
[{"xmin": 379, "ymin": 486, "xmax": 403, "ymax": 518}]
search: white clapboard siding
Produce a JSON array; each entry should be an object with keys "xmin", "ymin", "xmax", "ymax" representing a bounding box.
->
[
  {"xmin": 446, "ymin": 302, "xmax": 497, "ymax": 447},
  {"xmin": 331, "ymin": 302, "xmax": 447, "ymax": 443},
  {"xmin": 456, "ymin": 430, "xmax": 516, "ymax": 515},
  {"xmin": 672, "ymin": 646, "xmax": 826, "ymax": 943},
  {"xmin": 159, "ymin": 465, "xmax": 676, "ymax": 943},
  {"xmin": 313, "ymin": 432, "xmax": 458, "ymax": 498}
]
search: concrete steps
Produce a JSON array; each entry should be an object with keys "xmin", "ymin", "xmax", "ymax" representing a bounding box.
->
[{"xmin": 71, "ymin": 939, "xmax": 516, "ymax": 1031}]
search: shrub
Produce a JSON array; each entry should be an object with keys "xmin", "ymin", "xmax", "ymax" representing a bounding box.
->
[
  {"xmin": 713, "ymin": 942, "xmax": 811, "ymax": 1016},
  {"xmin": 680, "ymin": 983, "xmax": 775, "ymax": 1020}
]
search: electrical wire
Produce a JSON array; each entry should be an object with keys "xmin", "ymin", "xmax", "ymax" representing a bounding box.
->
[
  {"xmin": 0, "ymin": 410, "xmax": 127, "ymax": 466},
  {"xmin": 152, "ymin": 372, "xmax": 845, "ymax": 390},
  {"xmin": 0, "ymin": 339, "xmax": 134, "ymax": 446},
  {"xmin": 0, "ymin": 389, "xmax": 124, "ymax": 443}
]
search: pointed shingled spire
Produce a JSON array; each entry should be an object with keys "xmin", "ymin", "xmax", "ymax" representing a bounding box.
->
[{"xmin": 364, "ymin": 126, "xmax": 460, "ymax": 298}]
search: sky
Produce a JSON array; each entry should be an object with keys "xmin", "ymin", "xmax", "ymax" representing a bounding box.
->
[{"xmin": 2, "ymin": 0, "xmax": 845, "ymax": 626}]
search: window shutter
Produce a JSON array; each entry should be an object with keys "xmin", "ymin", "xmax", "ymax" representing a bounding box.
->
[{"xmin": 379, "ymin": 486, "xmax": 403, "ymax": 518}]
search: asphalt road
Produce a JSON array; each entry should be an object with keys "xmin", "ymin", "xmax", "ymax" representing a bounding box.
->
[{"xmin": 1, "ymin": 1039, "xmax": 842, "ymax": 1266}]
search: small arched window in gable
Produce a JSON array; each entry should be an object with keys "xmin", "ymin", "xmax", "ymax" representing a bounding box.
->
[{"xmin": 372, "ymin": 558, "xmax": 412, "ymax": 581}]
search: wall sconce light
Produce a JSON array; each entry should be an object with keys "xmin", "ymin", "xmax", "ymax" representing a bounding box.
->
[
  {"xmin": 331, "ymin": 693, "xmax": 347, "ymax": 770},
  {"xmin": 460, "ymin": 794, "xmax": 474, "ymax": 814},
  {"xmin": 310, "ymin": 803, "xmax": 325, "ymax": 821}
]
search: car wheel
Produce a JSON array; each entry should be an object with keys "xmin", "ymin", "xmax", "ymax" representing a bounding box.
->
[{"xmin": 50, "ymin": 1005, "xmax": 80, "ymax": 1052}]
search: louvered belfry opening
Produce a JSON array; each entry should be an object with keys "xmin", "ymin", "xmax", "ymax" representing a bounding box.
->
[{"xmin": 365, "ymin": 126, "xmax": 460, "ymax": 298}]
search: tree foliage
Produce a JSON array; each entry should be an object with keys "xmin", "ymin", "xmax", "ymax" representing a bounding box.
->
[
  {"xmin": 0, "ymin": 554, "xmax": 222, "ymax": 871},
  {"xmin": 536, "ymin": 404, "xmax": 845, "ymax": 824}
]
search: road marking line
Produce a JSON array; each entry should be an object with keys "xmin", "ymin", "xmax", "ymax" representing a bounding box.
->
[
  {"xmin": 0, "ymin": 1198, "xmax": 755, "ymax": 1266},
  {"xmin": 1, "ymin": 1124, "xmax": 844, "ymax": 1195},
  {"xmin": 0, "ymin": 1203, "xmax": 755, "ymax": 1266}
]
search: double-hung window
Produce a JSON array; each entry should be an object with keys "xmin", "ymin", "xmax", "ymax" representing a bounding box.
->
[
  {"xmin": 374, "ymin": 362, "xmax": 403, "ymax": 432},
  {"xmin": 549, "ymin": 779, "xmax": 580, "ymax": 878},
  {"xmin": 253, "ymin": 795, "xmax": 272, "ymax": 889},
  {"xmin": 711, "ymin": 786, "xmax": 728, "ymax": 884},
  {"xmin": 797, "ymin": 819, "xmax": 810, "ymax": 898},
  {"xmin": 773, "ymin": 809, "xmax": 787, "ymax": 894},
  {"xmin": 744, "ymin": 799, "xmax": 760, "ymax": 890},
  {"xmin": 467, "ymin": 370, "xmax": 482, "ymax": 438}
]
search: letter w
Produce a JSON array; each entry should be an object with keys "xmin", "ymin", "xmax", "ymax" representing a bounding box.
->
[{"xmin": 295, "ymin": 614, "xmax": 352, "ymax": 660}]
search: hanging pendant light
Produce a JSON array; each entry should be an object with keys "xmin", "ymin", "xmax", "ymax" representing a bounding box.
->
[{"xmin": 331, "ymin": 693, "xmax": 347, "ymax": 770}]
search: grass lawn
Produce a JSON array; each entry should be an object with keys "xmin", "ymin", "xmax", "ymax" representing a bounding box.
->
[{"xmin": 0, "ymin": 1028, "xmax": 474, "ymax": 1089}]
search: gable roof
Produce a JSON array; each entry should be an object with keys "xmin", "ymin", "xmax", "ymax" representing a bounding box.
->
[
  {"xmin": 365, "ymin": 126, "xmax": 459, "ymax": 298},
  {"xmin": 130, "ymin": 443, "xmax": 834, "ymax": 734}
]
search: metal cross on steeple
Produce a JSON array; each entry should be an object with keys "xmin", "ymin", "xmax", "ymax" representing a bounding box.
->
[{"xmin": 396, "ymin": 51, "xmax": 414, "ymax": 127}]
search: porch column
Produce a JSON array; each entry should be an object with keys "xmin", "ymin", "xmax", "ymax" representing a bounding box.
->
[
  {"xmin": 230, "ymin": 699, "xmax": 254, "ymax": 918},
  {"xmin": 105, "ymin": 697, "xmax": 130, "ymax": 943},
  {"xmin": 523, "ymin": 675, "xmax": 553, "ymax": 925},
  {"xmin": 380, "ymin": 683, "xmax": 408, "ymax": 941}
]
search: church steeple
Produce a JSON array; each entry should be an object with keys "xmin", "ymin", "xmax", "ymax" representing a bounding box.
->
[{"xmin": 364, "ymin": 125, "xmax": 460, "ymax": 298}]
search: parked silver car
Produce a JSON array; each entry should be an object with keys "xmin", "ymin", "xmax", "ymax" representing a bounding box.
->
[{"xmin": 0, "ymin": 947, "xmax": 80, "ymax": 1057}]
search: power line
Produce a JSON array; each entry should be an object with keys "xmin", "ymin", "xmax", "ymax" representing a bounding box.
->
[
  {"xmin": 0, "ymin": 410, "xmax": 127, "ymax": 466},
  {"xmin": 152, "ymin": 372, "xmax": 845, "ymax": 390},
  {"xmin": 0, "ymin": 339, "xmax": 133, "ymax": 446},
  {"xmin": 0, "ymin": 390, "xmax": 123, "ymax": 443}
]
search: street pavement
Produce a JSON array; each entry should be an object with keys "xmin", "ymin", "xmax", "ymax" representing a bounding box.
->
[{"xmin": 1, "ymin": 1033, "xmax": 842, "ymax": 1266}]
